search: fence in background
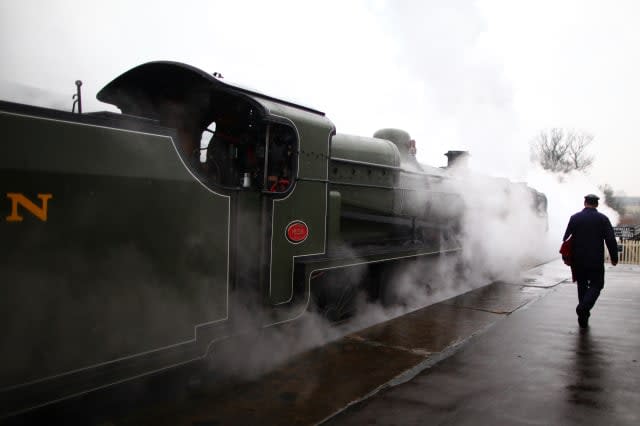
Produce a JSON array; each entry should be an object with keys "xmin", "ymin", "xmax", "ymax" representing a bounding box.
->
[{"xmin": 605, "ymin": 240, "xmax": 640, "ymax": 265}]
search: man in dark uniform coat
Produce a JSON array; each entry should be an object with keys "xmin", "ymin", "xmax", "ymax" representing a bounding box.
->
[{"xmin": 562, "ymin": 194, "xmax": 618, "ymax": 328}]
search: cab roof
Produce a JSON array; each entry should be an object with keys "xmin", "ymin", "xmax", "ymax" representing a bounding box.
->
[{"xmin": 97, "ymin": 61, "xmax": 324, "ymax": 116}]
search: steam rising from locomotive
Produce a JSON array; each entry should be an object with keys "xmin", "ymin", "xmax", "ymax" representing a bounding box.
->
[{"xmin": 0, "ymin": 61, "xmax": 548, "ymax": 417}]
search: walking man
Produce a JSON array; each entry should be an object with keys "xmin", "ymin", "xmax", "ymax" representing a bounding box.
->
[{"xmin": 563, "ymin": 194, "xmax": 618, "ymax": 328}]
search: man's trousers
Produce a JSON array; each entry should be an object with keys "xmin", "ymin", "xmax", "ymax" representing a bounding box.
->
[{"xmin": 574, "ymin": 264, "xmax": 605, "ymax": 317}]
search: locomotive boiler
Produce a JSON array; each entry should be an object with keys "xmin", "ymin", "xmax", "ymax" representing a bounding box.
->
[{"xmin": 0, "ymin": 61, "xmax": 545, "ymax": 418}]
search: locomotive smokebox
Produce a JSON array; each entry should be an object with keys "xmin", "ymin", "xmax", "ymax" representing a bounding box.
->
[{"xmin": 444, "ymin": 150, "xmax": 470, "ymax": 169}]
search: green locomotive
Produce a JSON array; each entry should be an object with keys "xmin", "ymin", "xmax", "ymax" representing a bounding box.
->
[{"xmin": 0, "ymin": 61, "xmax": 543, "ymax": 417}]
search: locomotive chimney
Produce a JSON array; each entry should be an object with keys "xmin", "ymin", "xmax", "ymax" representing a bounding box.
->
[{"xmin": 444, "ymin": 150, "xmax": 469, "ymax": 168}]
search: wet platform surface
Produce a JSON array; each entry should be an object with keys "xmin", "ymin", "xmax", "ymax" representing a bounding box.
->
[
  {"xmin": 329, "ymin": 263, "xmax": 640, "ymax": 425},
  {"xmin": 7, "ymin": 261, "xmax": 638, "ymax": 425}
]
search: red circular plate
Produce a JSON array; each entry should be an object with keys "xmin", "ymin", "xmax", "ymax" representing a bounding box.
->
[{"xmin": 286, "ymin": 221, "xmax": 309, "ymax": 243}]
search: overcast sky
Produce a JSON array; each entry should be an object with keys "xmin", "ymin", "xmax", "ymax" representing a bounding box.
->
[{"xmin": 1, "ymin": 0, "xmax": 638, "ymax": 195}]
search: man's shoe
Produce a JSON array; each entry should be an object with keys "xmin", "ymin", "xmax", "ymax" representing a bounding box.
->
[
  {"xmin": 576, "ymin": 306, "xmax": 589, "ymax": 328},
  {"xmin": 578, "ymin": 315, "xmax": 589, "ymax": 328}
]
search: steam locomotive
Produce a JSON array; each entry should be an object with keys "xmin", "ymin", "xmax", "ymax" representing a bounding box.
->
[{"xmin": 0, "ymin": 61, "xmax": 546, "ymax": 417}]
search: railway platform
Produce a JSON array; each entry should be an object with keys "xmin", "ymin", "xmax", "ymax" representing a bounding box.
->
[{"xmin": 328, "ymin": 261, "xmax": 640, "ymax": 426}]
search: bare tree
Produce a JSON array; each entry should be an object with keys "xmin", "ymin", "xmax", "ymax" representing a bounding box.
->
[{"xmin": 530, "ymin": 128, "xmax": 594, "ymax": 173}]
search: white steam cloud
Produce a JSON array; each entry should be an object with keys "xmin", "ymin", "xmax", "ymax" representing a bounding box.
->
[{"xmin": 527, "ymin": 166, "xmax": 620, "ymax": 241}]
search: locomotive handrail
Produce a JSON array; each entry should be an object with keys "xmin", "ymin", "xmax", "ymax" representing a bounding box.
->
[
  {"xmin": 400, "ymin": 167, "xmax": 448, "ymax": 180},
  {"xmin": 330, "ymin": 156, "xmax": 402, "ymax": 170},
  {"xmin": 297, "ymin": 176, "xmax": 462, "ymax": 193},
  {"xmin": 331, "ymin": 156, "xmax": 450, "ymax": 181}
]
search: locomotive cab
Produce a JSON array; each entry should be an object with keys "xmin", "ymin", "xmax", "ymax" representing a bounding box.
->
[
  {"xmin": 99, "ymin": 61, "xmax": 333, "ymax": 309},
  {"xmin": 98, "ymin": 63, "xmax": 298, "ymax": 195}
]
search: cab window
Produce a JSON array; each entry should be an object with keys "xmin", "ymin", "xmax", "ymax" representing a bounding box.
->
[
  {"xmin": 195, "ymin": 121, "xmax": 296, "ymax": 194},
  {"xmin": 264, "ymin": 123, "xmax": 296, "ymax": 193}
]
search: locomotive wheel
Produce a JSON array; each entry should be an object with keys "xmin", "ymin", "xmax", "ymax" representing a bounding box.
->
[
  {"xmin": 324, "ymin": 283, "xmax": 358, "ymax": 322},
  {"xmin": 310, "ymin": 269, "xmax": 363, "ymax": 322}
]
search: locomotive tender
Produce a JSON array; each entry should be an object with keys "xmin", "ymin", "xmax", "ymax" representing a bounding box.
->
[{"xmin": 0, "ymin": 61, "xmax": 545, "ymax": 417}]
